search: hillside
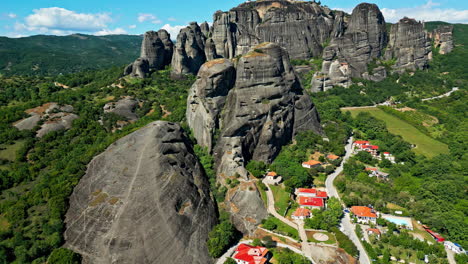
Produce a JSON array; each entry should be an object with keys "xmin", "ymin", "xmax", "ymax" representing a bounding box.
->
[{"xmin": 0, "ymin": 34, "xmax": 142, "ymax": 76}]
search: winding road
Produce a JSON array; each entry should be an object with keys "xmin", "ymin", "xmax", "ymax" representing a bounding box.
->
[{"xmin": 325, "ymin": 136, "xmax": 371, "ymax": 264}]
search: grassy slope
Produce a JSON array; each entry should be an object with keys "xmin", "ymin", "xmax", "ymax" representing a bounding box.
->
[
  {"xmin": 0, "ymin": 34, "xmax": 142, "ymax": 75},
  {"xmin": 0, "ymin": 140, "xmax": 25, "ymax": 161},
  {"xmin": 345, "ymin": 108, "xmax": 449, "ymax": 158},
  {"xmin": 269, "ymin": 184, "xmax": 292, "ymax": 216}
]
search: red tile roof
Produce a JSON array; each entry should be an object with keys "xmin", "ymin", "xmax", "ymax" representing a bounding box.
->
[
  {"xmin": 367, "ymin": 228, "xmax": 381, "ymax": 235},
  {"xmin": 297, "ymin": 188, "xmax": 317, "ymax": 194},
  {"xmin": 365, "ymin": 167, "xmax": 378, "ymax": 171},
  {"xmin": 354, "ymin": 140, "xmax": 369, "ymax": 145},
  {"xmin": 363, "ymin": 145, "xmax": 379, "ymax": 150},
  {"xmin": 316, "ymin": 191, "xmax": 328, "ymax": 198},
  {"xmin": 299, "ymin": 197, "xmax": 324, "ymax": 207},
  {"xmin": 233, "ymin": 244, "xmax": 269, "ymax": 264},
  {"xmin": 327, "ymin": 154, "xmax": 340, "ymax": 160},
  {"xmin": 351, "ymin": 206, "xmax": 377, "ymax": 218},
  {"xmin": 293, "ymin": 208, "xmax": 311, "ymax": 217},
  {"xmin": 302, "ymin": 160, "xmax": 322, "ymax": 166},
  {"xmin": 384, "ymin": 152, "xmax": 390, "ymax": 154},
  {"xmin": 266, "ymin": 171, "xmax": 277, "ymax": 177}
]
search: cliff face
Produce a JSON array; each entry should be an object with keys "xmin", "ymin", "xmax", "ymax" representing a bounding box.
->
[
  {"xmin": 431, "ymin": 25, "xmax": 454, "ymax": 55},
  {"xmin": 124, "ymin": 29, "xmax": 173, "ymax": 78},
  {"xmin": 385, "ymin": 17, "xmax": 431, "ymax": 73},
  {"xmin": 171, "ymin": 22, "xmax": 207, "ymax": 77},
  {"xmin": 64, "ymin": 121, "xmax": 217, "ymax": 264}
]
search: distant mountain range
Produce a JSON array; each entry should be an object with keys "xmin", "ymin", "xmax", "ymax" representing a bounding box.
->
[{"xmin": 0, "ymin": 34, "xmax": 142, "ymax": 76}]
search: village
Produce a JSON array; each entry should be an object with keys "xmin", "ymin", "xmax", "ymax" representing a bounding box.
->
[{"xmin": 221, "ymin": 138, "xmax": 465, "ymax": 264}]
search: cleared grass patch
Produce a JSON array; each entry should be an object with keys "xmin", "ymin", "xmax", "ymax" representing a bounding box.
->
[
  {"xmin": 263, "ymin": 217, "xmax": 299, "ymax": 240},
  {"xmin": 344, "ymin": 107, "xmax": 448, "ymax": 158},
  {"xmin": 269, "ymin": 184, "xmax": 292, "ymax": 216},
  {"xmin": 306, "ymin": 230, "xmax": 337, "ymax": 245},
  {"xmin": 0, "ymin": 140, "xmax": 25, "ymax": 161}
]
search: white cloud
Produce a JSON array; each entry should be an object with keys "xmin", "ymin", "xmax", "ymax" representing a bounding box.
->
[
  {"xmin": 94, "ymin": 27, "xmax": 127, "ymax": 36},
  {"xmin": 128, "ymin": 24, "xmax": 137, "ymax": 29},
  {"xmin": 334, "ymin": 1, "xmax": 468, "ymax": 24},
  {"xmin": 137, "ymin": 13, "xmax": 161, "ymax": 24},
  {"xmin": 7, "ymin": 13, "xmax": 17, "ymax": 19},
  {"xmin": 24, "ymin": 7, "xmax": 112, "ymax": 32},
  {"xmin": 161, "ymin": 24, "xmax": 185, "ymax": 40},
  {"xmin": 167, "ymin": 17, "xmax": 177, "ymax": 22}
]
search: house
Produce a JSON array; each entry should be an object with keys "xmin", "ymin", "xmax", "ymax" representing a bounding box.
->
[
  {"xmin": 383, "ymin": 152, "xmax": 396, "ymax": 163},
  {"xmin": 292, "ymin": 208, "xmax": 312, "ymax": 220},
  {"xmin": 367, "ymin": 228, "xmax": 381, "ymax": 238},
  {"xmin": 351, "ymin": 206, "xmax": 377, "ymax": 224},
  {"xmin": 362, "ymin": 145, "xmax": 379, "ymax": 156},
  {"xmin": 264, "ymin": 171, "xmax": 282, "ymax": 185},
  {"xmin": 232, "ymin": 243, "xmax": 270, "ymax": 264},
  {"xmin": 298, "ymin": 197, "xmax": 325, "ymax": 210},
  {"xmin": 444, "ymin": 241, "xmax": 466, "ymax": 254},
  {"xmin": 295, "ymin": 188, "xmax": 328, "ymax": 199},
  {"xmin": 365, "ymin": 167, "xmax": 378, "ymax": 177},
  {"xmin": 302, "ymin": 160, "xmax": 322, "ymax": 169},
  {"xmin": 353, "ymin": 140, "xmax": 370, "ymax": 149},
  {"xmin": 327, "ymin": 154, "xmax": 340, "ymax": 161}
]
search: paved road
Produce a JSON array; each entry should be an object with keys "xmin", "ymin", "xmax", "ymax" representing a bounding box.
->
[
  {"xmin": 325, "ymin": 136, "xmax": 371, "ymax": 264},
  {"xmin": 263, "ymin": 180, "xmax": 298, "ymax": 229},
  {"xmin": 446, "ymin": 248, "xmax": 456, "ymax": 264},
  {"xmin": 325, "ymin": 136, "xmax": 354, "ymax": 200},
  {"xmin": 422, "ymin": 87, "xmax": 459, "ymax": 101}
]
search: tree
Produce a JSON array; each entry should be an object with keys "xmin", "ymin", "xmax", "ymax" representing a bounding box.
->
[
  {"xmin": 246, "ymin": 160, "xmax": 267, "ymax": 178},
  {"xmin": 47, "ymin": 248, "xmax": 81, "ymax": 264},
  {"xmin": 252, "ymin": 238, "xmax": 263, "ymax": 247},
  {"xmin": 224, "ymin": 258, "xmax": 237, "ymax": 264},
  {"xmin": 262, "ymin": 236, "xmax": 276, "ymax": 248},
  {"xmin": 207, "ymin": 221, "xmax": 238, "ymax": 258},
  {"xmin": 262, "ymin": 217, "xmax": 278, "ymax": 230}
]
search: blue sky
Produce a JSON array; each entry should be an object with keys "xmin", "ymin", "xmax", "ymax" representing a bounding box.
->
[{"xmin": 1, "ymin": 0, "xmax": 467, "ymax": 38}]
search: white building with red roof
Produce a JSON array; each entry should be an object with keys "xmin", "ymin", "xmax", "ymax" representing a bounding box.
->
[
  {"xmin": 232, "ymin": 243, "xmax": 270, "ymax": 264},
  {"xmin": 302, "ymin": 160, "xmax": 322, "ymax": 168},
  {"xmin": 383, "ymin": 152, "xmax": 396, "ymax": 163},
  {"xmin": 292, "ymin": 208, "xmax": 312, "ymax": 220},
  {"xmin": 351, "ymin": 206, "xmax": 377, "ymax": 224},
  {"xmin": 264, "ymin": 171, "xmax": 282, "ymax": 184},
  {"xmin": 295, "ymin": 188, "xmax": 328, "ymax": 199}
]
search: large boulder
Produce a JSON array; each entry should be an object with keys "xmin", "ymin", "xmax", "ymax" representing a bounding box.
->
[
  {"xmin": 103, "ymin": 97, "xmax": 139, "ymax": 121},
  {"xmin": 64, "ymin": 121, "xmax": 217, "ymax": 264},
  {"xmin": 186, "ymin": 59, "xmax": 236, "ymax": 150},
  {"xmin": 171, "ymin": 22, "xmax": 207, "ymax": 77},
  {"xmin": 385, "ymin": 17, "xmax": 431, "ymax": 73}
]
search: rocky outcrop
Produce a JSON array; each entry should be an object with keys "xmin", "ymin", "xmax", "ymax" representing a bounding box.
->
[
  {"xmin": 431, "ymin": 25, "xmax": 454, "ymax": 54},
  {"xmin": 205, "ymin": 38, "xmax": 219, "ymax": 61},
  {"xmin": 64, "ymin": 121, "xmax": 217, "ymax": 264},
  {"xmin": 200, "ymin": 21, "xmax": 211, "ymax": 38},
  {"xmin": 171, "ymin": 22, "xmax": 207, "ymax": 77},
  {"xmin": 14, "ymin": 102, "xmax": 78, "ymax": 137},
  {"xmin": 225, "ymin": 182, "xmax": 268, "ymax": 235},
  {"xmin": 212, "ymin": 43, "xmax": 321, "ymax": 180},
  {"xmin": 125, "ymin": 29, "xmax": 174, "ymax": 78},
  {"xmin": 103, "ymin": 97, "xmax": 139, "ymax": 121},
  {"xmin": 311, "ymin": 60, "xmax": 352, "ymax": 92},
  {"xmin": 385, "ymin": 17, "xmax": 431, "ymax": 73},
  {"xmin": 186, "ymin": 59, "xmax": 236, "ymax": 150}
]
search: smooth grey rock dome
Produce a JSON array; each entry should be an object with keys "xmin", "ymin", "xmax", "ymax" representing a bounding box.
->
[{"xmin": 64, "ymin": 121, "xmax": 217, "ymax": 264}]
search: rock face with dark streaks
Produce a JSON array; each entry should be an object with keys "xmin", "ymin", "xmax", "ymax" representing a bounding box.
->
[
  {"xmin": 385, "ymin": 17, "xmax": 431, "ymax": 73},
  {"xmin": 186, "ymin": 59, "xmax": 236, "ymax": 151},
  {"xmin": 430, "ymin": 25, "xmax": 454, "ymax": 55},
  {"xmin": 125, "ymin": 29, "xmax": 173, "ymax": 78},
  {"xmin": 171, "ymin": 22, "xmax": 207, "ymax": 77},
  {"xmin": 64, "ymin": 121, "xmax": 217, "ymax": 264},
  {"xmin": 212, "ymin": 43, "xmax": 321, "ymax": 180}
]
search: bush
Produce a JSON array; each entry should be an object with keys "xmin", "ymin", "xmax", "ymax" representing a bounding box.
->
[
  {"xmin": 332, "ymin": 227, "xmax": 359, "ymax": 257},
  {"xmin": 207, "ymin": 221, "xmax": 239, "ymax": 258},
  {"xmin": 47, "ymin": 248, "xmax": 81, "ymax": 264}
]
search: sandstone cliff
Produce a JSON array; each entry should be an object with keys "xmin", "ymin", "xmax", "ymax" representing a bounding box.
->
[
  {"xmin": 430, "ymin": 25, "xmax": 454, "ymax": 55},
  {"xmin": 64, "ymin": 121, "xmax": 217, "ymax": 264},
  {"xmin": 125, "ymin": 29, "xmax": 174, "ymax": 78},
  {"xmin": 385, "ymin": 17, "xmax": 431, "ymax": 73},
  {"xmin": 171, "ymin": 22, "xmax": 207, "ymax": 77}
]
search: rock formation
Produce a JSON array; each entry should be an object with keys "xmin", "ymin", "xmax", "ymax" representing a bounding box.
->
[
  {"xmin": 125, "ymin": 29, "xmax": 174, "ymax": 78},
  {"xmin": 186, "ymin": 59, "xmax": 236, "ymax": 150},
  {"xmin": 103, "ymin": 97, "xmax": 139, "ymax": 121},
  {"xmin": 200, "ymin": 21, "xmax": 211, "ymax": 38},
  {"xmin": 430, "ymin": 25, "xmax": 454, "ymax": 54},
  {"xmin": 14, "ymin": 102, "xmax": 78, "ymax": 137},
  {"xmin": 171, "ymin": 22, "xmax": 207, "ymax": 77},
  {"xmin": 64, "ymin": 121, "xmax": 217, "ymax": 264},
  {"xmin": 385, "ymin": 17, "xmax": 431, "ymax": 73},
  {"xmin": 211, "ymin": 43, "xmax": 321, "ymax": 179}
]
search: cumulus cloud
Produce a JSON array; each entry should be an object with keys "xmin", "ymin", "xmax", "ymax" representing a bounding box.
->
[
  {"xmin": 24, "ymin": 7, "xmax": 112, "ymax": 32},
  {"xmin": 161, "ymin": 24, "xmax": 185, "ymax": 39},
  {"xmin": 335, "ymin": 1, "xmax": 468, "ymax": 24},
  {"xmin": 128, "ymin": 24, "xmax": 137, "ymax": 29},
  {"xmin": 381, "ymin": 1, "xmax": 468, "ymax": 23},
  {"xmin": 94, "ymin": 27, "xmax": 127, "ymax": 36},
  {"xmin": 7, "ymin": 13, "xmax": 17, "ymax": 19},
  {"xmin": 137, "ymin": 13, "xmax": 161, "ymax": 24}
]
